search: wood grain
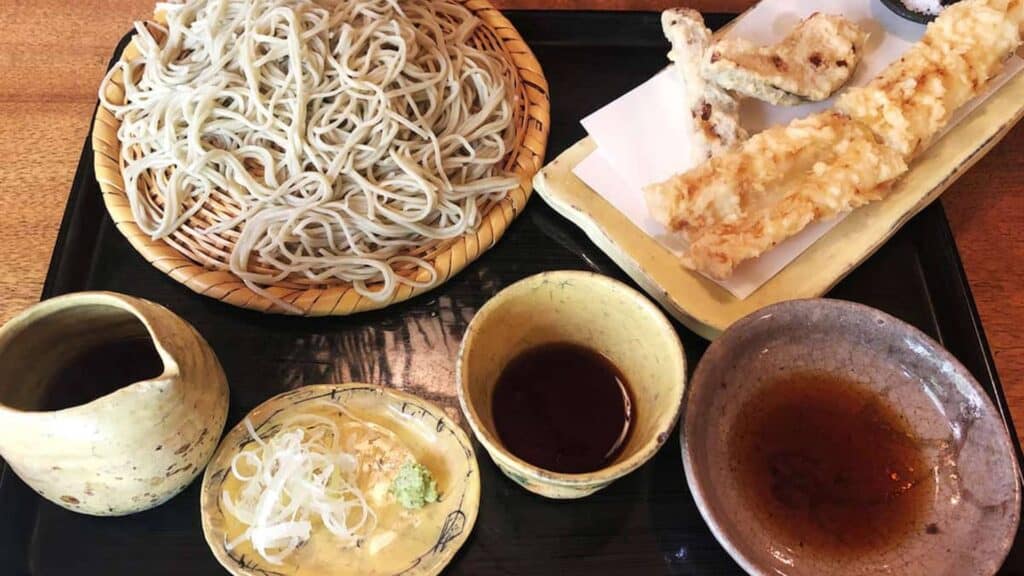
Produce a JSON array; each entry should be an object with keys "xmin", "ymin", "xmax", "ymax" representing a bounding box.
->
[{"xmin": 0, "ymin": 0, "xmax": 1021, "ymax": 443}]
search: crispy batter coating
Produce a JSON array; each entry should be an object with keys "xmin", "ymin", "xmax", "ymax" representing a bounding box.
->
[
  {"xmin": 662, "ymin": 8, "xmax": 748, "ymax": 161},
  {"xmin": 645, "ymin": 112, "xmax": 888, "ymax": 231},
  {"xmin": 684, "ymin": 136, "xmax": 906, "ymax": 278},
  {"xmin": 836, "ymin": 0, "xmax": 1021, "ymax": 159},
  {"xmin": 645, "ymin": 113, "xmax": 907, "ymax": 279},
  {"xmin": 647, "ymin": 0, "xmax": 1022, "ymax": 280},
  {"xmin": 704, "ymin": 13, "xmax": 867, "ymax": 106}
]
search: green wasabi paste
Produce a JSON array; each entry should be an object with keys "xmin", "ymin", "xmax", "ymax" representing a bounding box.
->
[{"xmin": 390, "ymin": 461, "xmax": 438, "ymax": 509}]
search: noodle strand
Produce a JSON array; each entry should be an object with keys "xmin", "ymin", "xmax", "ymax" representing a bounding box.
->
[{"xmin": 101, "ymin": 0, "xmax": 518, "ymax": 307}]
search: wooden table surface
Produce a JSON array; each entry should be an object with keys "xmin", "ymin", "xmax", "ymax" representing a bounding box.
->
[{"xmin": 0, "ymin": 0, "xmax": 1020, "ymax": 437}]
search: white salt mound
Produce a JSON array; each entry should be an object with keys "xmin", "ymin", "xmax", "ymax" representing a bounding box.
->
[{"xmin": 901, "ymin": 0, "xmax": 945, "ymax": 15}]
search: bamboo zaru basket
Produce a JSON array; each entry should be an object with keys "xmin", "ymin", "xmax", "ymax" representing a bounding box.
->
[{"xmin": 93, "ymin": 0, "xmax": 550, "ymax": 315}]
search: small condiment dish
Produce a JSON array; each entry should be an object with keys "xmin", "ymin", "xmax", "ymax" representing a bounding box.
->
[
  {"xmin": 879, "ymin": 0, "xmax": 953, "ymax": 23},
  {"xmin": 456, "ymin": 271, "xmax": 686, "ymax": 499},
  {"xmin": 200, "ymin": 384, "xmax": 480, "ymax": 576},
  {"xmin": 682, "ymin": 298, "xmax": 1020, "ymax": 576}
]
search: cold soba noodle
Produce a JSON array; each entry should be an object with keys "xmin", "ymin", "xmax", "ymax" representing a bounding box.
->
[{"xmin": 100, "ymin": 0, "xmax": 518, "ymax": 305}]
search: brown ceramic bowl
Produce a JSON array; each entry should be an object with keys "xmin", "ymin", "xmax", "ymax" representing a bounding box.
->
[{"xmin": 683, "ymin": 299, "xmax": 1020, "ymax": 575}]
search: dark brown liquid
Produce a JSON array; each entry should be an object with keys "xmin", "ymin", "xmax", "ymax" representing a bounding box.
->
[
  {"xmin": 492, "ymin": 343, "xmax": 632, "ymax": 474},
  {"xmin": 43, "ymin": 338, "xmax": 164, "ymax": 411},
  {"xmin": 729, "ymin": 372, "xmax": 932, "ymax": 555}
]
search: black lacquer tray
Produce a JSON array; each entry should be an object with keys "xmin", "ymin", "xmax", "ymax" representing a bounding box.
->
[{"xmin": 1, "ymin": 11, "xmax": 1021, "ymax": 576}]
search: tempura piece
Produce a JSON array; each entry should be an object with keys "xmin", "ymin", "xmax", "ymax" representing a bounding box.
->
[
  {"xmin": 836, "ymin": 0, "xmax": 1021, "ymax": 159},
  {"xmin": 645, "ymin": 112, "xmax": 907, "ymax": 279},
  {"xmin": 997, "ymin": 0, "xmax": 1024, "ymax": 32},
  {"xmin": 645, "ymin": 112, "xmax": 882, "ymax": 231},
  {"xmin": 646, "ymin": 0, "xmax": 1023, "ymax": 280},
  {"xmin": 662, "ymin": 8, "xmax": 747, "ymax": 161},
  {"xmin": 705, "ymin": 13, "xmax": 867, "ymax": 106},
  {"xmin": 684, "ymin": 135, "xmax": 906, "ymax": 278}
]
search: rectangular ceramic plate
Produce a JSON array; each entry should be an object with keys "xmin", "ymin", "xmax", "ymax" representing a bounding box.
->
[
  {"xmin": 1, "ymin": 11, "xmax": 1022, "ymax": 576},
  {"xmin": 533, "ymin": 8, "xmax": 1024, "ymax": 339}
]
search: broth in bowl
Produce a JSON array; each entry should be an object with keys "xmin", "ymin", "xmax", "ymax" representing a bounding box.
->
[
  {"xmin": 492, "ymin": 342, "xmax": 634, "ymax": 474},
  {"xmin": 729, "ymin": 371, "xmax": 933, "ymax": 555}
]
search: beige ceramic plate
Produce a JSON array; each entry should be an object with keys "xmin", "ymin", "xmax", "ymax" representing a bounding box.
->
[
  {"xmin": 532, "ymin": 47, "xmax": 1024, "ymax": 340},
  {"xmin": 200, "ymin": 384, "xmax": 480, "ymax": 576}
]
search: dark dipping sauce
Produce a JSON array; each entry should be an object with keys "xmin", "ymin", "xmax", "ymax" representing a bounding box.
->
[
  {"xmin": 729, "ymin": 372, "xmax": 933, "ymax": 555},
  {"xmin": 492, "ymin": 343, "xmax": 632, "ymax": 474},
  {"xmin": 43, "ymin": 338, "xmax": 164, "ymax": 411}
]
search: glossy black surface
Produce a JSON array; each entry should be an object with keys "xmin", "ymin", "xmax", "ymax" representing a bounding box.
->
[{"xmin": 1, "ymin": 11, "xmax": 1021, "ymax": 575}]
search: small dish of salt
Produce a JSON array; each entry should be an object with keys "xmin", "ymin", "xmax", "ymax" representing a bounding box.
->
[{"xmin": 879, "ymin": 0, "xmax": 957, "ymax": 23}]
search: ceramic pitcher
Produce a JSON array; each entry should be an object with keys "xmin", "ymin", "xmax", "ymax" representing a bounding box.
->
[{"xmin": 0, "ymin": 292, "xmax": 229, "ymax": 516}]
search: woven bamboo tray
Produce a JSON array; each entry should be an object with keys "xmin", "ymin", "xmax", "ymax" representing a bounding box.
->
[{"xmin": 92, "ymin": 0, "xmax": 550, "ymax": 316}]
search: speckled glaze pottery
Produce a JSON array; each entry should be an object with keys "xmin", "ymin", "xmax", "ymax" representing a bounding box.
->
[
  {"xmin": 0, "ymin": 291, "xmax": 229, "ymax": 516},
  {"xmin": 683, "ymin": 298, "xmax": 1020, "ymax": 575},
  {"xmin": 201, "ymin": 384, "xmax": 480, "ymax": 576},
  {"xmin": 457, "ymin": 270, "xmax": 687, "ymax": 499}
]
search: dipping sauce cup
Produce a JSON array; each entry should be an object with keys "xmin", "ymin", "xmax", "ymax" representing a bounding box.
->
[{"xmin": 457, "ymin": 271, "xmax": 686, "ymax": 498}]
